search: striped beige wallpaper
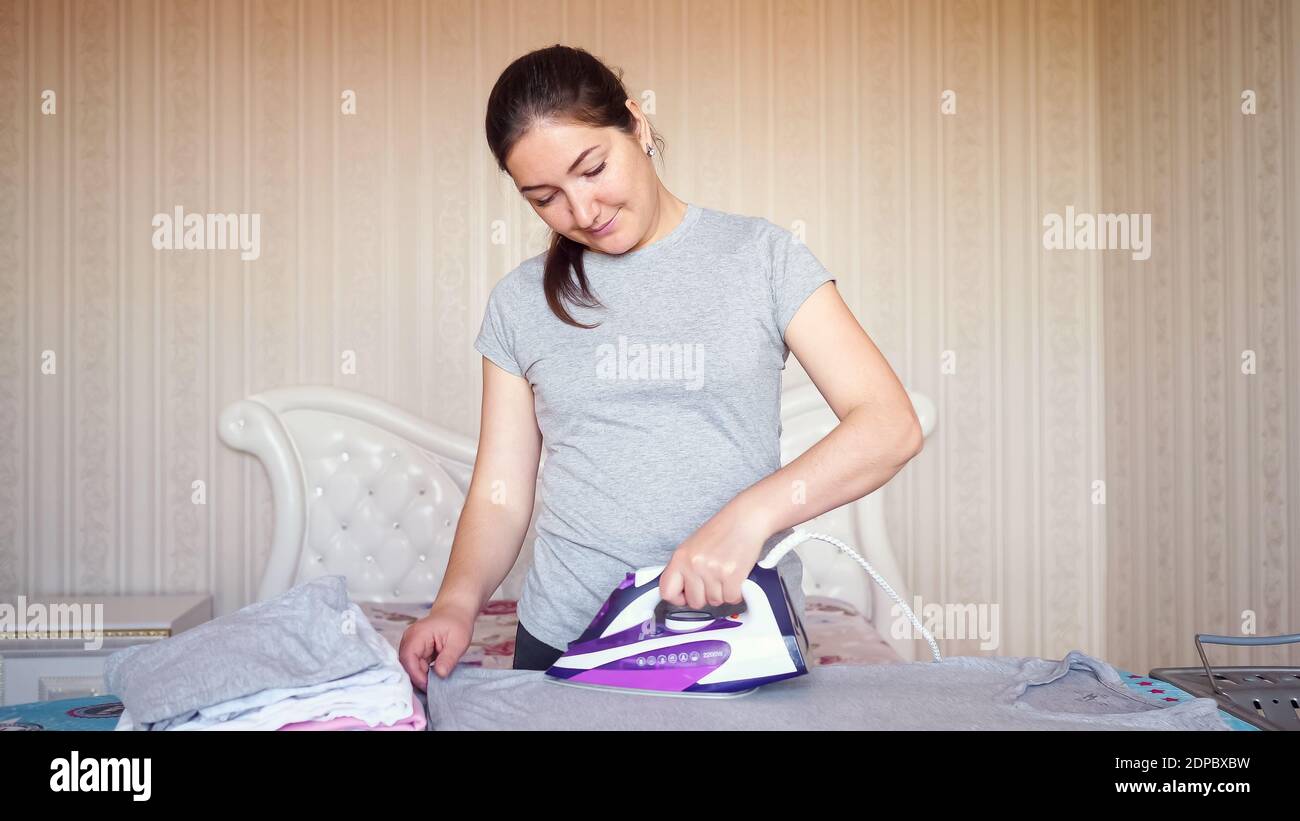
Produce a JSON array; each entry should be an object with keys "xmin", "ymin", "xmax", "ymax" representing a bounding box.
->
[{"xmin": 0, "ymin": 0, "xmax": 1293, "ymax": 670}]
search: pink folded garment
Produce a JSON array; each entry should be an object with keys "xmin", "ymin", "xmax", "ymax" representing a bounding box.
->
[{"xmin": 277, "ymin": 692, "xmax": 426, "ymax": 732}]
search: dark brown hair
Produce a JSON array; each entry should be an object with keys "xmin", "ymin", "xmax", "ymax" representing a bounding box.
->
[{"xmin": 485, "ymin": 45, "xmax": 665, "ymax": 328}]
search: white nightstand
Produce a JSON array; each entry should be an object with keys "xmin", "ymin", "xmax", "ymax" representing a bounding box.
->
[{"xmin": 0, "ymin": 594, "xmax": 212, "ymax": 705}]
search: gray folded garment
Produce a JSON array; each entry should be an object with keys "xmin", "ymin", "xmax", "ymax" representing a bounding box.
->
[
  {"xmin": 105, "ymin": 575, "xmax": 381, "ymax": 728},
  {"xmin": 425, "ymin": 650, "xmax": 1233, "ymax": 731}
]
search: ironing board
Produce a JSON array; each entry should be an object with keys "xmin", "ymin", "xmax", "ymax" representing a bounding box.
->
[
  {"xmin": 0, "ymin": 591, "xmax": 1259, "ymax": 731},
  {"xmin": 419, "ymin": 651, "xmax": 1251, "ymax": 732},
  {"xmin": 0, "ymin": 665, "xmax": 1257, "ymax": 731}
]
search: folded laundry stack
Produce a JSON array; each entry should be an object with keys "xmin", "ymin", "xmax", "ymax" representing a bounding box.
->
[{"xmin": 105, "ymin": 575, "xmax": 424, "ymax": 731}]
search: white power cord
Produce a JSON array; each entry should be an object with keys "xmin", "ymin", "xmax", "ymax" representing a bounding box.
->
[{"xmin": 760, "ymin": 530, "xmax": 943, "ymax": 663}]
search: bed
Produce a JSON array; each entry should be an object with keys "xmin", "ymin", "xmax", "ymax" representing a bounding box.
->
[
  {"xmin": 0, "ymin": 384, "xmax": 1258, "ymax": 730},
  {"xmin": 213, "ymin": 380, "xmax": 938, "ymax": 660}
]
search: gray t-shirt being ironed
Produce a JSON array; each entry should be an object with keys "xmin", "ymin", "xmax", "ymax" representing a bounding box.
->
[{"xmin": 473, "ymin": 203, "xmax": 836, "ymax": 652}]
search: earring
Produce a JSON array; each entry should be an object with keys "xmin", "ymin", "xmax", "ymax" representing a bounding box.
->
[{"xmin": 646, "ymin": 145, "xmax": 656, "ymax": 157}]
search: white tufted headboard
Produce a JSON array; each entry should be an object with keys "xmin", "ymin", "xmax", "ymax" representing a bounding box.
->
[{"xmin": 218, "ymin": 383, "xmax": 936, "ymax": 660}]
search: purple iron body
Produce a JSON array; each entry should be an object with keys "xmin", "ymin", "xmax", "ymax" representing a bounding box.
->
[
  {"xmin": 543, "ymin": 559, "xmax": 810, "ymax": 697},
  {"xmin": 543, "ymin": 530, "xmax": 943, "ymax": 697}
]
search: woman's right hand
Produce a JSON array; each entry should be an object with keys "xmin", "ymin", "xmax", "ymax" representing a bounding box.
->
[{"xmin": 399, "ymin": 602, "xmax": 476, "ymax": 692}]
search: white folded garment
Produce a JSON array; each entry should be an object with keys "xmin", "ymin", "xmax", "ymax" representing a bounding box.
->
[{"xmin": 115, "ymin": 604, "xmax": 414, "ymax": 731}]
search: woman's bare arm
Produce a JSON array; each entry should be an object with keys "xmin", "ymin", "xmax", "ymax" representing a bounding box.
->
[
  {"xmin": 433, "ymin": 357, "xmax": 542, "ymax": 619},
  {"xmin": 730, "ymin": 281, "xmax": 923, "ymax": 537}
]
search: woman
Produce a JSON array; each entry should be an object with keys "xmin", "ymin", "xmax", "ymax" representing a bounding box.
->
[{"xmin": 400, "ymin": 45, "xmax": 922, "ymax": 687}]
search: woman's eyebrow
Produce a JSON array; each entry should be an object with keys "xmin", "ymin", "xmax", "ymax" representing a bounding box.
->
[{"xmin": 519, "ymin": 145, "xmax": 599, "ymax": 192}]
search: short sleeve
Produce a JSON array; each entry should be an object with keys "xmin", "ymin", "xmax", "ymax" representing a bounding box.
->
[
  {"xmin": 768, "ymin": 223, "xmax": 837, "ymax": 339},
  {"xmin": 474, "ymin": 280, "xmax": 525, "ymax": 377}
]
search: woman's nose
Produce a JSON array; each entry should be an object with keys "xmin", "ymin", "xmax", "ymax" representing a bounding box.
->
[{"xmin": 571, "ymin": 201, "xmax": 599, "ymax": 230}]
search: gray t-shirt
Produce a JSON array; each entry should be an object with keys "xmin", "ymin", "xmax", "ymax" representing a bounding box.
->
[
  {"xmin": 424, "ymin": 650, "xmax": 1236, "ymax": 731},
  {"xmin": 474, "ymin": 203, "xmax": 836, "ymax": 652}
]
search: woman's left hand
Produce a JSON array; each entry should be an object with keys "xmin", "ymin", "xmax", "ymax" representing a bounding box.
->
[{"xmin": 659, "ymin": 503, "xmax": 771, "ymax": 610}]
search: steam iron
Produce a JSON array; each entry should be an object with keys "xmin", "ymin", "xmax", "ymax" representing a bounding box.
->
[{"xmin": 543, "ymin": 529, "xmax": 943, "ymax": 698}]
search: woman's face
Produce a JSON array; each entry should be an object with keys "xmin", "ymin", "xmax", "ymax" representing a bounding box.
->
[{"xmin": 506, "ymin": 101, "xmax": 660, "ymax": 254}]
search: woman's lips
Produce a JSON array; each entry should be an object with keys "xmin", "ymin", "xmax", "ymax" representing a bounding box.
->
[{"xmin": 591, "ymin": 210, "xmax": 619, "ymax": 236}]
